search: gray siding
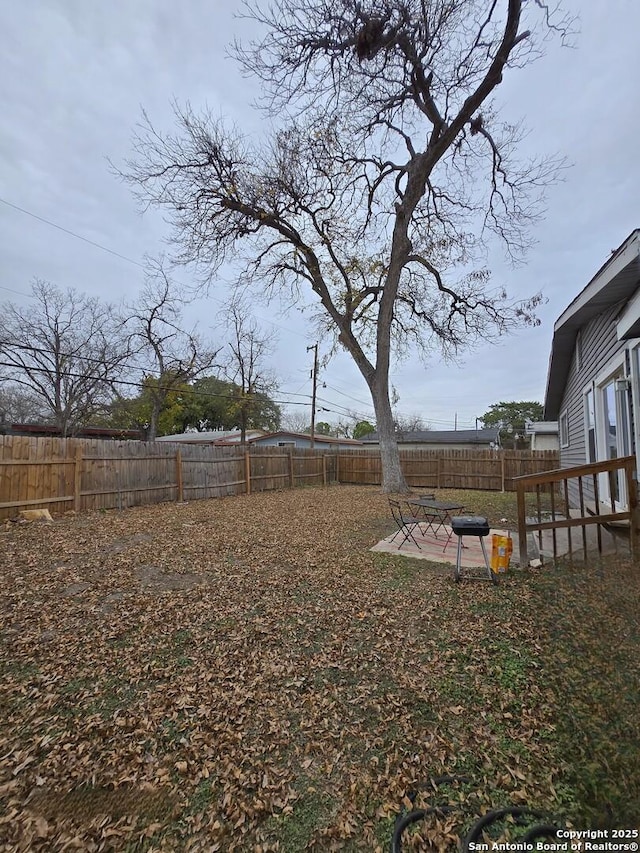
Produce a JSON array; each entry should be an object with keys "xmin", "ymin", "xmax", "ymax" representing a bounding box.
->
[
  {"xmin": 252, "ymin": 435, "xmax": 357, "ymax": 450},
  {"xmin": 558, "ymin": 300, "xmax": 627, "ymax": 505}
]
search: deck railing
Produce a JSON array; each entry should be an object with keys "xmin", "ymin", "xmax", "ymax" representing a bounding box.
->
[{"xmin": 513, "ymin": 455, "xmax": 639, "ymax": 567}]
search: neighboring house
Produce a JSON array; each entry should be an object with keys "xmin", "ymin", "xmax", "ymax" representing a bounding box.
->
[
  {"xmin": 543, "ymin": 228, "xmax": 640, "ymax": 508},
  {"xmin": 525, "ymin": 421, "xmax": 559, "ymax": 451},
  {"xmin": 359, "ymin": 428, "xmax": 500, "ymax": 450},
  {"xmin": 156, "ymin": 429, "xmax": 266, "ymax": 445},
  {"xmin": 239, "ymin": 431, "xmax": 364, "ymax": 450}
]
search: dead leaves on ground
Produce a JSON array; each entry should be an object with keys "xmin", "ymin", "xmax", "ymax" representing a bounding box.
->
[{"xmin": 0, "ymin": 486, "xmax": 638, "ymax": 850}]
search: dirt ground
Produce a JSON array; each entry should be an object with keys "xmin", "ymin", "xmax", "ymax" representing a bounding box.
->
[{"xmin": 1, "ymin": 485, "xmax": 638, "ymax": 851}]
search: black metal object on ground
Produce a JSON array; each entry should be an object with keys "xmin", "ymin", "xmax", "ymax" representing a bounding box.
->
[
  {"xmin": 451, "ymin": 516, "xmax": 496, "ymax": 583},
  {"xmin": 391, "ymin": 775, "xmax": 562, "ymax": 852}
]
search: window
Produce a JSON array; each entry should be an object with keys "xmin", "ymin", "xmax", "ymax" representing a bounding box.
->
[
  {"xmin": 584, "ymin": 388, "xmax": 596, "ymax": 462},
  {"xmin": 278, "ymin": 441, "xmax": 295, "ymax": 447},
  {"xmin": 559, "ymin": 410, "xmax": 569, "ymax": 448}
]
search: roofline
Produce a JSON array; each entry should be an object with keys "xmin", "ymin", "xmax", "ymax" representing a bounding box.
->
[
  {"xmin": 360, "ymin": 428, "xmax": 500, "ymax": 444},
  {"xmin": 553, "ymin": 230, "xmax": 640, "ymax": 334},
  {"xmin": 544, "ymin": 230, "xmax": 640, "ymax": 419}
]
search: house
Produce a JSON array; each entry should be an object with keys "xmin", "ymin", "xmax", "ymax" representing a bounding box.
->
[
  {"xmin": 543, "ymin": 228, "xmax": 640, "ymax": 507},
  {"xmin": 359, "ymin": 428, "xmax": 500, "ymax": 450},
  {"xmin": 240, "ymin": 431, "xmax": 363, "ymax": 450},
  {"xmin": 525, "ymin": 421, "xmax": 559, "ymax": 451}
]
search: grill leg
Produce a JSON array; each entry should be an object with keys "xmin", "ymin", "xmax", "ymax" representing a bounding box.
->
[
  {"xmin": 454, "ymin": 536, "xmax": 463, "ymax": 582},
  {"xmin": 479, "ymin": 536, "xmax": 498, "ymax": 585}
]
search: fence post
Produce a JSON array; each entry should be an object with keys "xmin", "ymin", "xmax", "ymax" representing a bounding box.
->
[
  {"xmin": 176, "ymin": 450, "xmax": 184, "ymax": 502},
  {"xmin": 245, "ymin": 451, "xmax": 251, "ymax": 495},
  {"xmin": 336, "ymin": 452, "xmax": 341, "ymax": 484},
  {"xmin": 288, "ymin": 448, "xmax": 295, "ymax": 489},
  {"xmin": 501, "ymin": 454, "xmax": 505, "ymax": 493},
  {"xmin": 322, "ymin": 454, "xmax": 327, "ymax": 486},
  {"xmin": 516, "ymin": 479, "xmax": 528, "ymax": 568},
  {"xmin": 73, "ymin": 445, "xmax": 83, "ymax": 512},
  {"xmin": 436, "ymin": 455, "xmax": 441, "ymax": 489}
]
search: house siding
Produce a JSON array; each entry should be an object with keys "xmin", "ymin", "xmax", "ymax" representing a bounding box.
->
[
  {"xmin": 557, "ymin": 300, "xmax": 627, "ymax": 505},
  {"xmin": 251, "ymin": 435, "xmax": 358, "ymax": 450}
]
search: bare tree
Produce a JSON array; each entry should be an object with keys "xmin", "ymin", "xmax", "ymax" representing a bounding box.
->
[
  {"xmin": 0, "ymin": 280, "xmax": 128, "ymax": 436},
  {"xmin": 394, "ymin": 413, "xmax": 431, "ymax": 433},
  {"xmin": 124, "ymin": 263, "xmax": 220, "ymax": 440},
  {"xmin": 281, "ymin": 409, "xmax": 312, "ymax": 434},
  {"xmin": 0, "ymin": 385, "xmax": 44, "ymax": 430},
  {"xmin": 121, "ymin": 0, "xmax": 570, "ymax": 490},
  {"xmin": 221, "ymin": 300, "xmax": 278, "ymax": 445}
]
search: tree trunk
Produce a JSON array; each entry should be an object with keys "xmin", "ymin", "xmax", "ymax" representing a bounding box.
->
[
  {"xmin": 370, "ymin": 376, "xmax": 409, "ymax": 494},
  {"xmin": 240, "ymin": 405, "xmax": 247, "ymax": 447},
  {"xmin": 147, "ymin": 403, "xmax": 160, "ymax": 442}
]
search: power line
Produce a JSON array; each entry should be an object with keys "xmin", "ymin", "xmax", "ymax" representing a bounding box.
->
[
  {"xmin": 0, "ymin": 196, "xmax": 147, "ymax": 269},
  {"xmin": 0, "ymin": 284, "xmax": 32, "ymax": 298},
  {"xmin": 322, "ymin": 381, "xmax": 373, "ymax": 410},
  {"xmin": 0, "ymin": 195, "xmax": 310, "ymax": 341},
  {"xmin": 316, "ymin": 395, "xmax": 375, "ymax": 423},
  {"xmin": 0, "ymin": 357, "xmax": 313, "ymax": 409}
]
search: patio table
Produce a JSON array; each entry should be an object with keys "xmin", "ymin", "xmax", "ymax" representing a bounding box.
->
[{"xmin": 406, "ymin": 499, "xmax": 465, "ymax": 550}]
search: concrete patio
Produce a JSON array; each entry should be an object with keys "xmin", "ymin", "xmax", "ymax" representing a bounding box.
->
[
  {"xmin": 371, "ymin": 523, "xmax": 513, "ymax": 573},
  {"xmin": 372, "ymin": 514, "xmax": 632, "ymax": 572}
]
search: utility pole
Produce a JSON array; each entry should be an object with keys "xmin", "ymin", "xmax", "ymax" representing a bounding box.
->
[{"xmin": 307, "ymin": 343, "xmax": 319, "ymax": 448}]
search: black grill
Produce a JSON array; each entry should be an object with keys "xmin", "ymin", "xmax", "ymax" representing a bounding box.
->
[{"xmin": 451, "ymin": 516, "xmax": 490, "ymax": 537}]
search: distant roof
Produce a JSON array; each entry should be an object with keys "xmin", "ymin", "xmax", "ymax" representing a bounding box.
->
[
  {"xmin": 544, "ymin": 229, "xmax": 640, "ymax": 419},
  {"xmin": 360, "ymin": 428, "xmax": 500, "ymax": 445},
  {"xmin": 156, "ymin": 430, "xmax": 265, "ymax": 443}
]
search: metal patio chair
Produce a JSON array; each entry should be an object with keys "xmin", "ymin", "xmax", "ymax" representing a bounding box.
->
[{"xmin": 388, "ymin": 499, "xmax": 424, "ymax": 550}]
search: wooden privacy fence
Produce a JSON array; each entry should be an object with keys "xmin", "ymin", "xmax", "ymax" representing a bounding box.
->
[
  {"xmin": 0, "ymin": 436, "xmax": 557, "ymax": 519},
  {"xmin": 336, "ymin": 448, "xmax": 559, "ymax": 491},
  {"xmin": 0, "ymin": 436, "xmax": 334, "ymax": 519}
]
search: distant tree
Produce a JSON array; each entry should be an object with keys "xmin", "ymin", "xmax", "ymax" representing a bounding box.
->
[
  {"xmin": 315, "ymin": 421, "xmax": 332, "ymax": 436},
  {"xmin": 394, "ymin": 413, "xmax": 430, "ymax": 433},
  {"xmin": 175, "ymin": 376, "xmax": 237, "ymax": 431},
  {"xmin": 333, "ymin": 419, "xmax": 353, "ymax": 438},
  {"xmin": 281, "ymin": 410, "xmax": 311, "ymax": 434},
  {"xmin": 0, "ymin": 385, "xmax": 44, "ymax": 430},
  {"xmin": 221, "ymin": 300, "xmax": 280, "ymax": 445},
  {"xmin": 480, "ymin": 400, "xmax": 543, "ymax": 447},
  {"xmin": 353, "ymin": 419, "xmax": 375, "ymax": 439},
  {"xmin": 123, "ymin": 263, "xmax": 219, "ymax": 440},
  {"xmin": 180, "ymin": 376, "xmax": 281, "ymax": 433},
  {"xmin": 107, "ymin": 375, "xmax": 194, "ymax": 437},
  {"xmin": 0, "ymin": 280, "xmax": 128, "ymax": 436}
]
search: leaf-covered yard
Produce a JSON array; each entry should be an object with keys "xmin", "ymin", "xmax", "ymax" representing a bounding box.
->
[{"xmin": 1, "ymin": 485, "xmax": 639, "ymax": 851}]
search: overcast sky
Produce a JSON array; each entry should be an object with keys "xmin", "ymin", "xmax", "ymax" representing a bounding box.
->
[{"xmin": 2, "ymin": 1, "xmax": 639, "ymax": 431}]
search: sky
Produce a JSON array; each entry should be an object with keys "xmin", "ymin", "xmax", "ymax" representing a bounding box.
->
[{"xmin": 1, "ymin": 1, "xmax": 640, "ymax": 432}]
